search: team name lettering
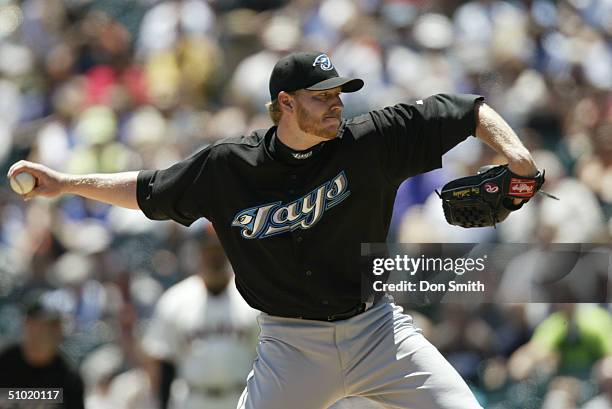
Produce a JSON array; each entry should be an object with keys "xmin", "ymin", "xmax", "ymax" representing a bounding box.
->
[{"xmin": 231, "ymin": 171, "xmax": 350, "ymax": 239}]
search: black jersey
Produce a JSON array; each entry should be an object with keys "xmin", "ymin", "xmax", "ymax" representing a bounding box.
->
[{"xmin": 137, "ymin": 93, "xmax": 483, "ymax": 318}]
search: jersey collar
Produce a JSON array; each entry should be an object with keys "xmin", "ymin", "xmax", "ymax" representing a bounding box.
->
[{"xmin": 268, "ymin": 128, "xmax": 327, "ymax": 165}]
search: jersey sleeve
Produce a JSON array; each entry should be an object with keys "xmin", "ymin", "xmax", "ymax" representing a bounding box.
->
[
  {"xmin": 137, "ymin": 146, "xmax": 213, "ymax": 226},
  {"xmin": 368, "ymin": 93, "xmax": 484, "ymax": 184}
]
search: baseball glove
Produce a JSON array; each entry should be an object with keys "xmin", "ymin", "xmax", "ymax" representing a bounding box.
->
[{"xmin": 437, "ymin": 164, "xmax": 547, "ymax": 228}]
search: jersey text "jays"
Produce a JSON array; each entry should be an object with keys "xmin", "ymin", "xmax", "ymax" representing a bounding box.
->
[{"xmin": 231, "ymin": 171, "xmax": 350, "ymax": 239}]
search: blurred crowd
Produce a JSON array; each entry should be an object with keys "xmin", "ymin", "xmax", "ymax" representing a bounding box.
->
[{"xmin": 0, "ymin": 0, "xmax": 610, "ymax": 408}]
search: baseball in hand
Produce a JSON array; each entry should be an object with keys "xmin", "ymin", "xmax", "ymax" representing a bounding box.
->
[{"xmin": 10, "ymin": 172, "xmax": 36, "ymax": 195}]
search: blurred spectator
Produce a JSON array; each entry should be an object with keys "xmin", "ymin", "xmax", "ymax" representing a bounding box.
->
[
  {"xmin": 509, "ymin": 304, "xmax": 612, "ymax": 381},
  {"xmin": 431, "ymin": 304, "xmax": 495, "ymax": 384},
  {"xmin": 582, "ymin": 357, "xmax": 612, "ymax": 409},
  {"xmin": 541, "ymin": 376, "xmax": 583, "ymax": 409},
  {"xmin": 0, "ymin": 290, "xmax": 85, "ymax": 409},
  {"xmin": 80, "ymin": 343, "xmax": 156, "ymax": 409},
  {"xmin": 141, "ymin": 227, "xmax": 259, "ymax": 409}
]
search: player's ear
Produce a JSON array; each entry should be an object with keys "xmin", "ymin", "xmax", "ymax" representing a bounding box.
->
[{"xmin": 278, "ymin": 91, "xmax": 294, "ymax": 113}]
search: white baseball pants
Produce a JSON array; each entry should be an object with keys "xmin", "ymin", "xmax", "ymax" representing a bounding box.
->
[{"xmin": 237, "ymin": 296, "xmax": 483, "ymax": 409}]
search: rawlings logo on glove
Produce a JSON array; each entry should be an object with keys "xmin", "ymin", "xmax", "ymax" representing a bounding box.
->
[{"xmin": 509, "ymin": 179, "xmax": 535, "ymax": 195}]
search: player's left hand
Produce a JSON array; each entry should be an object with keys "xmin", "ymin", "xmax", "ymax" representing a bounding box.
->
[{"xmin": 507, "ymin": 157, "xmax": 538, "ymax": 205}]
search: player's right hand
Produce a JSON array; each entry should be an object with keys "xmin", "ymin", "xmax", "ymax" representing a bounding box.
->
[{"xmin": 7, "ymin": 160, "xmax": 68, "ymax": 201}]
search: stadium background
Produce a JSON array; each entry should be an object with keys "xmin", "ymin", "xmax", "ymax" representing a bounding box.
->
[{"xmin": 0, "ymin": 0, "xmax": 610, "ymax": 408}]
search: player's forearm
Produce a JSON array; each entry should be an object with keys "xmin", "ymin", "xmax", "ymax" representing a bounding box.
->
[
  {"xmin": 475, "ymin": 102, "xmax": 537, "ymax": 176},
  {"xmin": 63, "ymin": 172, "xmax": 140, "ymax": 210}
]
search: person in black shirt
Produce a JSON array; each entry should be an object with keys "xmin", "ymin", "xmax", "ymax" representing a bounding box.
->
[
  {"xmin": 0, "ymin": 292, "xmax": 85, "ymax": 409},
  {"xmin": 8, "ymin": 51, "xmax": 538, "ymax": 409}
]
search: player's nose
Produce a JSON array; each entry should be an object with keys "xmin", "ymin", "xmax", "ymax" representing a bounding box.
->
[{"xmin": 330, "ymin": 95, "xmax": 343, "ymax": 112}]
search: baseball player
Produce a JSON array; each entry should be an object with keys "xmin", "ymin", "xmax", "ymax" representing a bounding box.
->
[
  {"xmin": 8, "ymin": 51, "xmax": 539, "ymax": 409},
  {"xmin": 142, "ymin": 228, "xmax": 260, "ymax": 409}
]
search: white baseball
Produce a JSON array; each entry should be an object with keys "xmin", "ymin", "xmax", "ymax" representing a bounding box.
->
[{"xmin": 10, "ymin": 172, "xmax": 36, "ymax": 195}]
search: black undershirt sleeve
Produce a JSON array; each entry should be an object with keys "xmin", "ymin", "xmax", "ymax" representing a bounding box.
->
[
  {"xmin": 137, "ymin": 146, "xmax": 213, "ymax": 226},
  {"xmin": 369, "ymin": 93, "xmax": 484, "ymax": 184}
]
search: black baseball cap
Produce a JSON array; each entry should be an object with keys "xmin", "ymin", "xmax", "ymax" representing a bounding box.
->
[
  {"xmin": 23, "ymin": 291, "xmax": 64, "ymax": 321},
  {"xmin": 269, "ymin": 51, "xmax": 364, "ymax": 101}
]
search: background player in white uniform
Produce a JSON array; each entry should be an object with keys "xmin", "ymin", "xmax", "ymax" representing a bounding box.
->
[{"xmin": 142, "ymin": 227, "xmax": 260, "ymax": 409}]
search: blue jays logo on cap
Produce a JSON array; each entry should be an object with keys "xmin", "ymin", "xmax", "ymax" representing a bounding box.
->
[{"xmin": 313, "ymin": 54, "xmax": 334, "ymax": 71}]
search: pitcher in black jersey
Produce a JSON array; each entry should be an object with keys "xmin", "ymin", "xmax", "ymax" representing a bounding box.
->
[{"xmin": 9, "ymin": 51, "xmax": 539, "ymax": 409}]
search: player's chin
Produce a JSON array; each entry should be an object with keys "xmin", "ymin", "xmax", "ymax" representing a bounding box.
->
[{"xmin": 318, "ymin": 119, "xmax": 341, "ymax": 139}]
